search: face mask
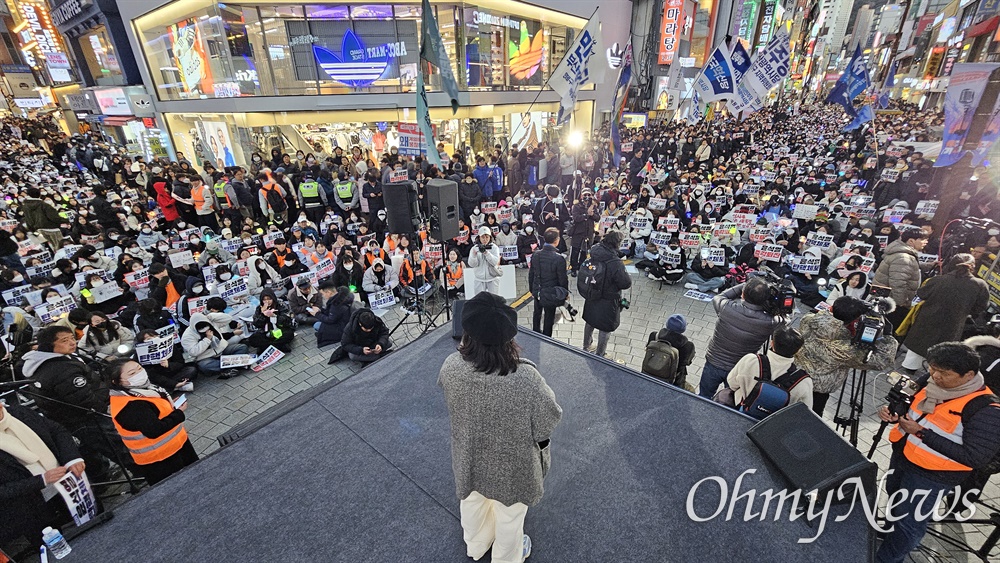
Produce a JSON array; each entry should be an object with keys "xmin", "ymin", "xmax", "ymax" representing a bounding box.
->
[
  {"xmin": 47, "ymin": 296, "xmax": 61, "ymax": 304},
  {"xmin": 344, "ymin": 262, "xmax": 354, "ymax": 270},
  {"xmin": 219, "ymin": 273, "xmax": 232, "ymax": 281},
  {"xmin": 127, "ymin": 369, "xmax": 149, "ymax": 388},
  {"xmin": 11, "ymin": 274, "xmax": 23, "ymax": 283},
  {"xmin": 192, "ymin": 285, "xmax": 204, "ymax": 293},
  {"xmin": 79, "ymin": 210, "xmax": 88, "ymax": 217},
  {"xmin": 177, "ymin": 222, "xmax": 187, "ymax": 229},
  {"xmin": 91, "ymin": 280, "xmax": 104, "ymax": 287},
  {"xmin": 142, "ymin": 228, "xmax": 152, "ymax": 235}
]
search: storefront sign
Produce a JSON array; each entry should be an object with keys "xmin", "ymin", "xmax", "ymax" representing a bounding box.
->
[
  {"xmin": 14, "ymin": 98, "xmax": 45, "ymax": 108},
  {"xmin": 313, "ymin": 29, "xmax": 399, "ymax": 88},
  {"xmin": 93, "ymin": 87, "xmax": 130, "ymax": 116},
  {"xmin": 128, "ymin": 93, "xmax": 155, "ymax": 117},
  {"xmin": 46, "ymin": 52, "xmax": 70, "ymax": 69},
  {"xmin": 658, "ymin": 0, "xmax": 684, "ymax": 65},
  {"xmin": 756, "ymin": 1, "xmax": 776, "ymax": 51},
  {"xmin": 1, "ymin": 65, "xmax": 40, "ymax": 98},
  {"xmin": 50, "ymin": 0, "xmax": 90, "ymax": 27},
  {"xmin": 470, "ymin": 10, "xmax": 521, "ymax": 31},
  {"xmin": 18, "ymin": 0, "xmax": 72, "ymax": 82}
]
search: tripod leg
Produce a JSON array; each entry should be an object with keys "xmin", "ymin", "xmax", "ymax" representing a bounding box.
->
[{"xmin": 868, "ymin": 420, "xmax": 890, "ymax": 459}]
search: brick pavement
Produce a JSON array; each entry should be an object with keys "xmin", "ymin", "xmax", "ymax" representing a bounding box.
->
[{"xmin": 177, "ymin": 266, "xmax": 996, "ymax": 561}]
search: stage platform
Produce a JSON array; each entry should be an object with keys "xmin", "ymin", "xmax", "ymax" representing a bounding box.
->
[{"xmin": 66, "ymin": 327, "xmax": 873, "ymax": 562}]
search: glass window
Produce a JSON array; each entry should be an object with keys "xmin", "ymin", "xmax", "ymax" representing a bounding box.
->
[{"xmin": 79, "ymin": 26, "xmax": 125, "ymax": 86}]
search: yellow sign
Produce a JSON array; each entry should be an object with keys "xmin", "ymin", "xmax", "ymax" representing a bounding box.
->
[{"xmin": 977, "ymin": 263, "xmax": 1000, "ymax": 308}]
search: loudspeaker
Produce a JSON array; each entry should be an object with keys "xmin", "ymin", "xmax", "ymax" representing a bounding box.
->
[
  {"xmin": 382, "ymin": 184, "xmax": 414, "ymax": 234},
  {"xmin": 746, "ymin": 402, "xmax": 877, "ymax": 502},
  {"xmin": 425, "ymin": 178, "xmax": 460, "ymax": 241},
  {"xmin": 451, "ymin": 299, "xmax": 466, "ymax": 339}
]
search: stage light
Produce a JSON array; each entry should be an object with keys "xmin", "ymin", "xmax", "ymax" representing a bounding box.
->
[{"xmin": 567, "ymin": 131, "xmax": 583, "ymax": 148}]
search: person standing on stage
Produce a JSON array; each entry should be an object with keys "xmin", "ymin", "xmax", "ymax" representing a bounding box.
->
[{"xmin": 438, "ymin": 292, "xmax": 562, "ymax": 563}]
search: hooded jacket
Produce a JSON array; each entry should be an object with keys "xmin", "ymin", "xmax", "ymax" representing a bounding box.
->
[
  {"xmin": 181, "ymin": 313, "xmax": 231, "ymax": 362},
  {"xmin": 965, "ymin": 335, "xmax": 1000, "ymax": 394},
  {"xmin": 872, "ymin": 239, "xmax": 921, "ymax": 306},
  {"xmin": 795, "ymin": 310, "xmax": 898, "ymax": 394},
  {"xmin": 581, "ymin": 241, "xmax": 632, "ymax": 333},
  {"xmin": 246, "ymin": 255, "xmax": 281, "ymax": 295},
  {"xmin": 22, "ymin": 197, "xmax": 63, "ymax": 231},
  {"xmin": 21, "ymin": 350, "xmax": 106, "ymax": 429},
  {"xmin": 362, "ymin": 259, "xmax": 399, "ymax": 294},
  {"xmin": 315, "ymin": 286, "xmax": 355, "ymax": 348}
]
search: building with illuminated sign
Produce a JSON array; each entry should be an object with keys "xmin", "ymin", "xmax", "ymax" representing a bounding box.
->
[
  {"xmin": 117, "ymin": 0, "xmax": 630, "ymax": 165},
  {"xmin": 48, "ymin": 0, "xmax": 142, "ymax": 87}
]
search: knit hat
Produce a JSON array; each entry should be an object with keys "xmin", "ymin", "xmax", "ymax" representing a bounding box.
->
[
  {"xmin": 666, "ymin": 314, "xmax": 687, "ymax": 333},
  {"xmin": 461, "ymin": 292, "xmax": 518, "ymax": 345}
]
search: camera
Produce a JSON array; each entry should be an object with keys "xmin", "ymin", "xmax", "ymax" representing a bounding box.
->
[
  {"xmin": 564, "ymin": 302, "xmax": 579, "ymax": 319},
  {"xmin": 752, "ymin": 269, "xmax": 795, "ymax": 316},
  {"xmin": 883, "ymin": 371, "xmax": 927, "ymax": 417},
  {"xmin": 849, "ymin": 290, "xmax": 895, "ymax": 362},
  {"xmin": 477, "ymin": 243, "xmax": 492, "ymax": 253},
  {"xmin": 619, "ymin": 297, "xmax": 630, "ymax": 310}
]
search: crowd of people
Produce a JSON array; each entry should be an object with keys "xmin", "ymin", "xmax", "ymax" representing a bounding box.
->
[{"xmin": 0, "ymin": 96, "xmax": 997, "ymax": 562}]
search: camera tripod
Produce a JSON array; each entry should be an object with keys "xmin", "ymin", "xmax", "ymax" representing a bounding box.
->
[
  {"xmin": 919, "ymin": 494, "xmax": 1000, "ymax": 562},
  {"xmin": 389, "ymin": 269, "xmax": 453, "ymax": 338},
  {"xmin": 833, "ymin": 368, "xmax": 868, "ymax": 447}
]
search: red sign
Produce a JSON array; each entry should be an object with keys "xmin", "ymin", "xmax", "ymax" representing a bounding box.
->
[
  {"xmin": 658, "ymin": 0, "xmax": 684, "ymax": 65},
  {"xmin": 142, "ymin": 118, "xmax": 155, "ymax": 128}
]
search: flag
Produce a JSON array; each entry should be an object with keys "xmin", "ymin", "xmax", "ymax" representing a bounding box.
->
[
  {"xmin": 936, "ymin": 63, "xmax": 1000, "ymax": 167},
  {"xmin": 416, "ymin": 73, "xmax": 440, "ymax": 168},
  {"xmin": 610, "ymin": 41, "xmax": 633, "ymax": 168},
  {"xmin": 550, "ymin": 14, "xmax": 605, "ymax": 125},
  {"xmin": 878, "ymin": 60, "xmax": 897, "ymax": 109},
  {"xmin": 825, "ymin": 45, "xmax": 870, "ymax": 117},
  {"xmin": 419, "ymin": 0, "xmax": 459, "ymax": 113},
  {"xmin": 726, "ymin": 30, "xmax": 790, "ymax": 115},
  {"xmin": 730, "ymin": 41, "xmax": 752, "ymax": 86},
  {"xmin": 687, "ymin": 91, "xmax": 703, "ymax": 125},
  {"xmin": 693, "ymin": 45, "xmax": 736, "ymax": 103},
  {"xmin": 843, "ymin": 105, "xmax": 873, "ymax": 131}
]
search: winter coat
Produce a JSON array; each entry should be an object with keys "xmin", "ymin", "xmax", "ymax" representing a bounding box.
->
[
  {"xmin": 581, "ymin": 242, "xmax": 632, "ymax": 333},
  {"xmin": 361, "ymin": 259, "xmax": 399, "ymax": 294},
  {"xmin": 246, "ymin": 255, "xmax": 281, "ymax": 295},
  {"xmin": 795, "ymin": 310, "xmax": 898, "ymax": 394},
  {"xmin": 341, "ymin": 307, "xmax": 390, "ymax": 356},
  {"xmin": 473, "ymin": 164, "xmax": 502, "ymax": 199},
  {"xmin": 495, "ymin": 226, "xmax": 518, "ymax": 248},
  {"xmin": 704, "ymin": 282, "xmax": 784, "ymax": 370},
  {"xmin": 288, "ymin": 286, "xmax": 323, "ymax": 317},
  {"xmin": 181, "ymin": 313, "xmax": 231, "ymax": 362},
  {"xmin": 458, "ymin": 180, "xmax": 482, "ymax": 216},
  {"xmin": 438, "ymin": 354, "xmax": 562, "ymax": 507},
  {"xmin": 965, "ymin": 335, "xmax": 1000, "ymax": 395},
  {"xmin": 315, "ymin": 287, "xmax": 354, "ymax": 347},
  {"xmin": 21, "ymin": 198, "xmax": 63, "ymax": 231},
  {"xmin": 467, "ymin": 242, "xmax": 501, "ymax": 282},
  {"xmin": 872, "ymin": 240, "xmax": 921, "ymax": 306},
  {"xmin": 570, "ymin": 201, "xmax": 598, "ymax": 244},
  {"xmin": 21, "ymin": 351, "xmax": 106, "ymax": 430},
  {"xmin": 903, "ymin": 271, "xmax": 989, "ymax": 356},
  {"xmin": 79, "ymin": 321, "xmax": 136, "ymax": 360},
  {"xmin": 528, "ymin": 244, "xmax": 568, "ymax": 299}
]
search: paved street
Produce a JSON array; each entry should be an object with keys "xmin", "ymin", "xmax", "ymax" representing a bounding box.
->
[{"xmin": 174, "ymin": 265, "xmax": 997, "ymax": 562}]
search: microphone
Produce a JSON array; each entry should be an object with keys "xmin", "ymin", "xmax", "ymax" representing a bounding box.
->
[{"xmin": 0, "ymin": 380, "xmax": 39, "ymax": 391}]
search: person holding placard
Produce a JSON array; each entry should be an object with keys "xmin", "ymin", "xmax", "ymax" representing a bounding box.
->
[
  {"xmin": 685, "ymin": 247, "xmax": 728, "ymax": 293},
  {"xmin": 135, "ymin": 330, "xmax": 196, "ymax": 393},
  {"xmin": 361, "ymin": 259, "xmax": 399, "ymax": 302},
  {"xmin": 106, "ymin": 359, "xmax": 198, "ymax": 485},
  {"xmin": 181, "ymin": 313, "xmax": 251, "ymax": 379},
  {"xmin": 246, "ymin": 289, "xmax": 295, "ymax": 354}
]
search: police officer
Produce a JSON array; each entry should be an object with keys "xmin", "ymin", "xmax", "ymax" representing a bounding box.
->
[
  {"xmin": 332, "ymin": 171, "xmax": 359, "ymax": 217},
  {"xmin": 875, "ymin": 342, "xmax": 1000, "ymax": 563},
  {"xmin": 296, "ymin": 171, "xmax": 329, "ymax": 226}
]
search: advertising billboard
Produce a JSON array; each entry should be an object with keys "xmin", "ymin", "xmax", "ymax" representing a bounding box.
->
[
  {"xmin": 658, "ymin": 0, "xmax": 685, "ymax": 65},
  {"xmin": 168, "ymin": 18, "xmax": 215, "ymax": 96}
]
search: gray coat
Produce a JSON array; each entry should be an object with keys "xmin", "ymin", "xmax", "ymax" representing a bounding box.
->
[
  {"xmin": 438, "ymin": 353, "xmax": 562, "ymax": 507},
  {"xmin": 704, "ymin": 283, "xmax": 784, "ymax": 370},
  {"xmin": 872, "ymin": 239, "xmax": 921, "ymax": 306},
  {"xmin": 903, "ymin": 271, "xmax": 989, "ymax": 356},
  {"xmin": 796, "ymin": 311, "xmax": 898, "ymax": 394}
]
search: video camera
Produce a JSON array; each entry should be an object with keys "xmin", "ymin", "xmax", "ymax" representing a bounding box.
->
[
  {"xmin": 750, "ymin": 269, "xmax": 795, "ymax": 316},
  {"xmin": 849, "ymin": 285, "xmax": 895, "ymax": 362},
  {"xmin": 883, "ymin": 370, "xmax": 928, "ymax": 417}
]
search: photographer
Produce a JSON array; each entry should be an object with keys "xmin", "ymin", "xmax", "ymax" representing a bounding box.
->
[
  {"xmin": 876, "ymin": 342, "xmax": 1000, "ymax": 563},
  {"xmin": 796, "ymin": 297, "xmax": 898, "ymax": 415},
  {"xmin": 698, "ymin": 278, "xmax": 785, "ymax": 398},
  {"xmin": 569, "ymin": 189, "xmax": 598, "ymax": 276},
  {"xmin": 529, "ymin": 228, "xmax": 569, "ymax": 337},
  {"xmin": 467, "ymin": 226, "xmax": 502, "ymax": 297},
  {"xmin": 581, "ymin": 231, "xmax": 632, "ymax": 358}
]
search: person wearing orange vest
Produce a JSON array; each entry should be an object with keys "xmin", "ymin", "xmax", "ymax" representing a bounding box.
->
[
  {"xmin": 876, "ymin": 342, "xmax": 1000, "ymax": 563},
  {"xmin": 107, "ymin": 359, "xmax": 198, "ymax": 486},
  {"xmin": 172, "ymin": 174, "xmax": 221, "ymax": 232}
]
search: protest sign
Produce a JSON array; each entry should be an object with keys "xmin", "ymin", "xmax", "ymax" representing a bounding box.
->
[
  {"xmin": 754, "ymin": 244, "xmax": 784, "ymax": 262},
  {"xmin": 711, "ymin": 222, "xmax": 737, "ymax": 243},
  {"xmin": 155, "ymin": 324, "xmax": 181, "ymax": 345},
  {"xmin": 220, "ymin": 355, "xmax": 255, "ymax": 369},
  {"xmin": 742, "ymin": 183, "xmax": 761, "ymax": 196},
  {"xmin": 251, "ymin": 346, "xmax": 285, "ymax": 372},
  {"xmin": 882, "ymin": 209, "xmax": 907, "ymax": 223},
  {"xmin": 263, "ymin": 231, "xmax": 283, "ymax": 249},
  {"xmin": 647, "ymin": 197, "xmax": 667, "ymax": 211},
  {"xmin": 291, "ymin": 271, "xmax": 318, "ymax": 289},
  {"xmin": 56, "ymin": 472, "xmax": 97, "ymax": 526},
  {"xmin": 748, "ymin": 227, "xmax": 771, "ymax": 243},
  {"xmin": 629, "ymin": 215, "xmax": 651, "ymax": 230},
  {"xmin": 619, "ymin": 236, "xmax": 632, "ymax": 253},
  {"xmin": 621, "ymin": 142, "xmax": 633, "ymax": 153},
  {"xmin": 859, "ymin": 256, "xmax": 876, "ymax": 273},
  {"xmin": 169, "ymin": 250, "xmax": 195, "ymax": 268},
  {"xmin": 136, "ymin": 336, "xmax": 173, "ymax": 365},
  {"xmin": 733, "ymin": 213, "xmax": 757, "ymax": 230},
  {"xmin": 480, "ymin": 201, "xmax": 498, "ymax": 215},
  {"xmin": 660, "ymin": 217, "xmax": 680, "ymax": 232},
  {"xmin": 881, "ymin": 168, "xmax": 900, "ymax": 183},
  {"xmin": 918, "ymin": 253, "xmax": 939, "ymax": 265},
  {"xmin": 80, "ymin": 234, "xmax": 102, "ymax": 247},
  {"xmin": 221, "ymin": 237, "xmax": 242, "ymax": 254},
  {"xmin": 25, "ymin": 261, "xmax": 56, "ymax": 278},
  {"xmin": 684, "ymin": 289, "xmax": 715, "ymax": 302},
  {"xmin": 389, "ymin": 169, "xmax": 409, "ymax": 184},
  {"xmin": 661, "ymin": 246, "xmax": 682, "ymax": 266},
  {"xmin": 790, "ymin": 255, "xmax": 822, "ymax": 274},
  {"xmin": 600, "ymin": 216, "xmax": 616, "ymax": 231},
  {"xmin": 705, "ymin": 247, "xmax": 726, "ymax": 266},
  {"xmin": 875, "ymin": 235, "xmax": 888, "ymax": 249},
  {"xmin": 0, "ymin": 219, "xmax": 18, "ymax": 232},
  {"xmin": 679, "ymin": 232, "xmax": 701, "ymax": 248},
  {"xmin": 202, "ymin": 266, "xmax": 217, "ymax": 285},
  {"xmin": 75, "ymin": 268, "xmax": 114, "ymax": 288},
  {"xmin": 187, "ymin": 297, "xmax": 210, "ymax": 316},
  {"xmin": 90, "ymin": 282, "xmax": 123, "ymax": 304},
  {"xmin": 371, "ymin": 289, "xmax": 397, "ymax": 309},
  {"xmin": 843, "ymin": 241, "xmax": 874, "ymax": 256},
  {"xmin": 792, "ymin": 204, "xmax": 819, "ymax": 220},
  {"xmin": 497, "ymin": 207, "xmax": 514, "ymax": 224},
  {"xmin": 649, "ymin": 231, "xmax": 672, "ymax": 247},
  {"xmin": 314, "ymin": 258, "xmax": 335, "ymax": 278},
  {"xmin": 915, "ymin": 200, "xmax": 938, "ymax": 217},
  {"xmin": 219, "ymin": 277, "xmax": 249, "ymax": 302},
  {"xmin": 500, "ymin": 245, "xmax": 519, "ymax": 261},
  {"xmin": 423, "ymin": 243, "xmax": 444, "ymax": 267},
  {"xmin": 805, "ymin": 232, "xmax": 834, "ymax": 248},
  {"xmin": 762, "ymin": 171, "xmax": 777, "ymax": 182},
  {"xmin": 36, "ymin": 295, "xmax": 76, "ymax": 324}
]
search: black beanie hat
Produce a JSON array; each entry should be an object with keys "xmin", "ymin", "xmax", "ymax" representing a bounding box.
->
[{"xmin": 461, "ymin": 292, "xmax": 517, "ymax": 345}]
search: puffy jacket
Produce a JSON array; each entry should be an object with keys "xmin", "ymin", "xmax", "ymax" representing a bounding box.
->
[
  {"xmin": 581, "ymin": 242, "xmax": 632, "ymax": 332},
  {"xmin": 341, "ymin": 307, "xmax": 389, "ymax": 356},
  {"xmin": 21, "ymin": 198, "xmax": 63, "ymax": 231},
  {"xmin": 795, "ymin": 310, "xmax": 898, "ymax": 394},
  {"xmin": 704, "ymin": 282, "xmax": 784, "ymax": 370},
  {"xmin": 181, "ymin": 313, "xmax": 231, "ymax": 362},
  {"xmin": 21, "ymin": 351, "xmax": 107, "ymax": 430},
  {"xmin": 315, "ymin": 286, "xmax": 354, "ymax": 348},
  {"xmin": 361, "ymin": 259, "xmax": 399, "ymax": 294},
  {"xmin": 872, "ymin": 239, "xmax": 921, "ymax": 306},
  {"xmin": 528, "ymin": 244, "xmax": 568, "ymax": 297},
  {"xmin": 459, "ymin": 180, "xmax": 482, "ymax": 214},
  {"xmin": 473, "ymin": 164, "xmax": 502, "ymax": 198}
]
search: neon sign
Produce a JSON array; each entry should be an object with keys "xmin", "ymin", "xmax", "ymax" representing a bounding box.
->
[{"xmin": 313, "ymin": 29, "xmax": 401, "ymax": 87}]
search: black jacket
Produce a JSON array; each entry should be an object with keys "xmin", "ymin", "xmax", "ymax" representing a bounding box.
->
[
  {"xmin": 581, "ymin": 242, "xmax": 632, "ymax": 332},
  {"xmin": 341, "ymin": 308, "xmax": 390, "ymax": 355},
  {"xmin": 528, "ymin": 244, "xmax": 568, "ymax": 298},
  {"xmin": 654, "ymin": 329, "xmax": 696, "ymax": 375},
  {"xmin": 315, "ymin": 287, "xmax": 355, "ymax": 348},
  {"xmin": 0, "ymin": 405, "xmax": 81, "ymax": 545},
  {"xmin": 570, "ymin": 201, "xmax": 598, "ymax": 243},
  {"xmin": 21, "ymin": 352, "xmax": 108, "ymax": 430}
]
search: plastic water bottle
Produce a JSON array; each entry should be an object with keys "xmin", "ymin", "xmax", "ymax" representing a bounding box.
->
[{"xmin": 41, "ymin": 526, "xmax": 71, "ymax": 559}]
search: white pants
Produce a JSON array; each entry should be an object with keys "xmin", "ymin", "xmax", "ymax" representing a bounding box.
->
[
  {"xmin": 471, "ymin": 278, "xmax": 500, "ymax": 298},
  {"xmin": 460, "ymin": 491, "xmax": 529, "ymax": 563},
  {"xmin": 902, "ymin": 348, "xmax": 925, "ymax": 371}
]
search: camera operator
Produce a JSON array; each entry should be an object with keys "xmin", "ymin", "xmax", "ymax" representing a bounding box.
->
[
  {"xmin": 529, "ymin": 228, "xmax": 569, "ymax": 337},
  {"xmin": 796, "ymin": 297, "xmax": 899, "ymax": 416},
  {"xmin": 581, "ymin": 231, "xmax": 632, "ymax": 358},
  {"xmin": 569, "ymin": 189, "xmax": 598, "ymax": 276},
  {"xmin": 467, "ymin": 226, "xmax": 502, "ymax": 296},
  {"xmin": 698, "ymin": 278, "xmax": 785, "ymax": 398},
  {"xmin": 876, "ymin": 342, "xmax": 1000, "ymax": 563}
]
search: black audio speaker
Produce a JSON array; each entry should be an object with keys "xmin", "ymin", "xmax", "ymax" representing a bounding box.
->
[
  {"xmin": 425, "ymin": 178, "xmax": 460, "ymax": 241},
  {"xmin": 746, "ymin": 402, "xmax": 877, "ymax": 501},
  {"xmin": 382, "ymin": 184, "xmax": 415, "ymax": 235}
]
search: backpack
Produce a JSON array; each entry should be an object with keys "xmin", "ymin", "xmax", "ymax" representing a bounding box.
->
[
  {"xmin": 577, "ymin": 258, "xmax": 606, "ymax": 300},
  {"xmin": 962, "ymin": 394, "xmax": 1000, "ymax": 474},
  {"xmin": 263, "ymin": 183, "xmax": 287, "ymax": 213},
  {"xmin": 740, "ymin": 354, "xmax": 810, "ymax": 420},
  {"xmin": 642, "ymin": 339, "xmax": 680, "ymax": 386}
]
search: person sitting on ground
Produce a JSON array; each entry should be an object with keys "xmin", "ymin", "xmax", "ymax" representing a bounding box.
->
[
  {"xmin": 314, "ymin": 282, "xmax": 355, "ymax": 348},
  {"xmin": 246, "ymin": 288, "xmax": 295, "ymax": 354},
  {"xmin": 824, "ymin": 271, "xmax": 869, "ymax": 305},
  {"xmin": 685, "ymin": 247, "xmax": 728, "ymax": 293},
  {"xmin": 180, "ymin": 313, "xmax": 251, "ymax": 379},
  {"xmin": 341, "ymin": 308, "xmax": 391, "ymax": 362},
  {"xmin": 362, "ymin": 258, "xmax": 399, "ymax": 300},
  {"xmin": 78, "ymin": 310, "xmax": 135, "ymax": 362},
  {"xmin": 203, "ymin": 296, "xmax": 244, "ymax": 343},
  {"xmin": 289, "ymin": 277, "xmax": 324, "ymax": 325},
  {"xmin": 135, "ymin": 330, "xmax": 197, "ymax": 393},
  {"xmin": 727, "ymin": 325, "xmax": 812, "ymax": 410},
  {"xmin": 106, "ymin": 359, "xmax": 198, "ymax": 486},
  {"xmin": 649, "ymin": 314, "xmax": 696, "ymax": 389}
]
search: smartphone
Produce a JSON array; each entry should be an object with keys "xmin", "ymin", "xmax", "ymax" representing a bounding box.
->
[
  {"xmin": 700, "ymin": 248, "xmax": 710, "ymax": 259},
  {"xmin": 173, "ymin": 394, "xmax": 187, "ymax": 409}
]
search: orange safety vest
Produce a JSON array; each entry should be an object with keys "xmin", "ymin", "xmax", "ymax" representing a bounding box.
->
[
  {"xmin": 164, "ymin": 280, "xmax": 181, "ymax": 308},
  {"xmin": 399, "ymin": 259, "xmax": 414, "ymax": 286},
  {"xmin": 888, "ymin": 387, "xmax": 997, "ymax": 472},
  {"xmin": 446, "ymin": 262, "xmax": 463, "ymax": 287},
  {"xmin": 191, "ymin": 185, "xmax": 210, "ymax": 211},
  {"xmin": 110, "ymin": 394, "xmax": 188, "ymax": 465}
]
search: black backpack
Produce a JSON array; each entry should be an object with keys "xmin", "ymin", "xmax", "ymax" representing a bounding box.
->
[
  {"xmin": 577, "ymin": 258, "xmax": 606, "ymax": 300},
  {"xmin": 642, "ymin": 339, "xmax": 681, "ymax": 386},
  {"xmin": 962, "ymin": 394, "xmax": 1000, "ymax": 474},
  {"xmin": 264, "ymin": 184, "xmax": 288, "ymax": 213}
]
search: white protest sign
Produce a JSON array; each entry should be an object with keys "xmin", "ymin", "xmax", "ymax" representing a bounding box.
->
[
  {"xmin": 762, "ymin": 171, "xmax": 777, "ymax": 182},
  {"xmin": 918, "ymin": 253, "xmax": 939, "ymax": 265},
  {"xmin": 806, "ymin": 232, "xmax": 834, "ymax": 248},
  {"xmin": 221, "ymin": 237, "xmax": 242, "ymax": 254},
  {"xmin": 843, "ymin": 241, "xmax": 874, "ymax": 256},
  {"xmin": 187, "ymin": 297, "xmax": 210, "ymax": 316},
  {"xmin": 754, "ymin": 244, "xmax": 784, "ymax": 262},
  {"xmin": 0, "ymin": 219, "xmax": 18, "ymax": 232},
  {"xmin": 499, "ymin": 245, "xmax": 519, "ymax": 261},
  {"xmin": 661, "ymin": 246, "xmax": 682, "ymax": 266},
  {"xmin": 219, "ymin": 277, "xmax": 249, "ymax": 301},
  {"xmin": 389, "ymin": 169, "xmax": 409, "ymax": 184},
  {"xmin": 733, "ymin": 213, "xmax": 757, "ymax": 230},
  {"xmin": 220, "ymin": 354, "xmax": 254, "ymax": 369},
  {"xmin": 1, "ymin": 284, "xmax": 35, "ymax": 305},
  {"xmin": 600, "ymin": 216, "xmax": 616, "ymax": 231},
  {"xmin": 371, "ymin": 289, "xmax": 397, "ymax": 310},
  {"xmin": 790, "ymin": 255, "xmax": 822, "ymax": 274},
  {"xmin": 155, "ymin": 324, "xmax": 181, "ymax": 345},
  {"xmin": 621, "ymin": 142, "xmax": 634, "ymax": 153},
  {"xmin": 629, "ymin": 215, "xmax": 651, "ymax": 230},
  {"xmin": 659, "ymin": 217, "xmax": 680, "ymax": 232},
  {"xmin": 423, "ymin": 243, "xmax": 444, "ymax": 267},
  {"xmin": 480, "ymin": 201, "xmax": 498, "ymax": 215},
  {"xmin": 711, "ymin": 222, "xmax": 737, "ymax": 243},
  {"xmin": 679, "ymin": 232, "xmax": 701, "ymax": 248},
  {"xmin": 881, "ymin": 168, "xmax": 900, "ymax": 183},
  {"xmin": 683, "ymin": 289, "xmax": 715, "ymax": 302},
  {"xmin": 251, "ymin": 346, "xmax": 285, "ymax": 372},
  {"xmin": 649, "ymin": 231, "xmax": 672, "ymax": 248},
  {"xmin": 263, "ymin": 231, "xmax": 282, "ymax": 249},
  {"xmin": 314, "ymin": 258, "xmax": 335, "ymax": 278},
  {"xmin": 202, "ymin": 266, "xmax": 217, "ymax": 285},
  {"xmin": 37, "ymin": 296, "xmax": 77, "ymax": 324},
  {"xmin": 25, "ymin": 261, "xmax": 56, "ymax": 278},
  {"xmin": 915, "ymin": 200, "xmax": 938, "ymax": 217},
  {"xmin": 792, "ymin": 204, "xmax": 819, "ymax": 220},
  {"xmin": 169, "ymin": 250, "xmax": 195, "ymax": 268},
  {"xmin": 882, "ymin": 209, "xmax": 907, "ymax": 223},
  {"xmin": 56, "ymin": 472, "xmax": 97, "ymax": 526},
  {"xmin": 705, "ymin": 247, "xmax": 726, "ymax": 266},
  {"xmin": 135, "ymin": 336, "xmax": 174, "ymax": 365},
  {"xmin": 90, "ymin": 282, "xmax": 123, "ymax": 304},
  {"xmin": 859, "ymin": 256, "xmax": 877, "ymax": 273},
  {"xmin": 875, "ymin": 235, "xmax": 888, "ymax": 249},
  {"xmin": 647, "ymin": 197, "xmax": 667, "ymax": 211},
  {"xmin": 748, "ymin": 227, "xmax": 771, "ymax": 243}
]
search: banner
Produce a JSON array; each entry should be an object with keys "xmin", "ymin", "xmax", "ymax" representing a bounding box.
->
[
  {"xmin": 935, "ymin": 63, "xmax": 999, "ymax": 167},
  {"xmin": 610, "ymin": 40, "xmax": 633, "ymax": 168},
  {"xmin": 693, "ymin": 46, "xmax": 736, "ymax": 102},
  {"xmin": 136, "ymin": 335, "xmax": 174, "ymax": 365},
  {"xmin": 657, "ymin": 0, "xmax": 684, "ymax": 65},
  {"xmin": 550, "ymin": 14, "xmax": 604, "ymax": 125},
  {"xmin": 419, "ymin": 0, "xmax": 460, "ymax": 112},
  {"xmin": 971, "ymin": 75, "xmax": 1000, "ymax": 166},
  {"xmin": 727, "ymin": 29, "xmax": 790, "ymax": 114},
  {"xmin": 730, "ymin": 40, "xmax": 752, "ymax": 86},
  {"xmin": 824, "ymin": 45, "xmax": 869, "ymax": 117},
  {"xmin": 251, "ymin": 346, "xmax": 284, "ymax": 372},
  {"xmin": 56, "ymin": 472, "xmax": 97, "ymax": 526}
]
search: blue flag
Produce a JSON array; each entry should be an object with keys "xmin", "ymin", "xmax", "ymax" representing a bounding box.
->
[
  {"xmin": 693, "ymin": 46, "xmax": 736, "ymax": 103},
  {"xmin": 825, "ymin": 45, "xmax": 869, "ymax": 117},
  {"xmin": 730, "ymin": 41, "xmax": 752, "ymax": 86},
  {"xmin": 610, "ymin": 42, "xmax": 633, "ymax": 168},
  {"xmin": 843, "ymin": 105, "xmax": 873, "ymax": 131},
  {"xmin": 420, "ymin": 0, "xmax": 460, "ymax": 113}
]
